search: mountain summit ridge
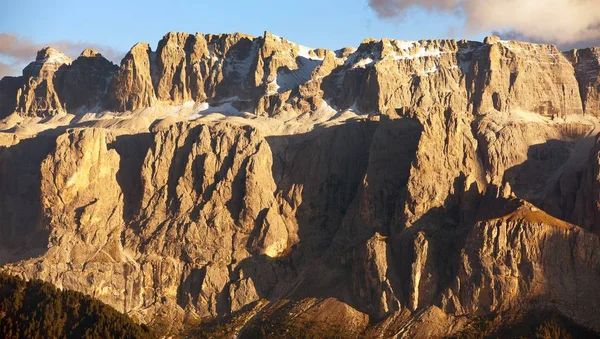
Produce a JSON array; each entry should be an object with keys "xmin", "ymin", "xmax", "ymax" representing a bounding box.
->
[{"xmin": 1, "ymin": 31, "xmax": 599, "ymax": 121}]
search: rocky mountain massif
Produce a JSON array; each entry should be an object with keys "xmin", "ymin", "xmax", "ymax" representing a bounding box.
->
[{"xmin": 1, "ymin": 31, "xmax": 600, "ymax": 337}]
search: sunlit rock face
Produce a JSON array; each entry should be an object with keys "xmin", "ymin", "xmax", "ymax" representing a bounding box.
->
[
  {"xmin": 1, "ymin": 31, "xmax": 600, "ymax": 336},
  {"xmin": 1, "ymin": 32, "xmax": 589, "ymax": 120},
  {"xmin": 105, "ymin": 42, "xmax": 156, "ymax": 112},
  {"xmin": 14, "ymin": 47, "xmax": 72, "ymax": 117}
]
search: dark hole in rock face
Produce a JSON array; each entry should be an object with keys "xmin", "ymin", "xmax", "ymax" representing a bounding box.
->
[{"xmin": 492, "ymin": 92, "xmax": 503, "ymax": 111}]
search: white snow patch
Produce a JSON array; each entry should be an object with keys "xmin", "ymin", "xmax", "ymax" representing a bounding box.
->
[
  {"xmin": 44, "ymin": 53, "xmax": 72, "ymax": 65},
  {"xmin": 0, "ymin": 100, "xmax": 368, "ymax": 141},
  {"xmin": 348, "ymin": 102, "xmax": 362, "ymax": 114},
  {"xmin": 196, "ymin": 103, "xmax": 240, "ymax": 116},
  {"xmin": 293, "ymin": 100, "xmax": 338, "ymax": 125},
  {"xmin": 394, "ymin": 47, "xmax": 444, "ymax": 60},
  {"xmin": 217, "ymin": 96, "xmax": 247, "ymax": 103},
  {"xmin": 424, "ymin": 65, "xmax": 439, "ymax": 74},
  {"xmin": 267, "ymin": 79, "xmax": 281, "ymax": 95},
  {"xmin": 352, "ymin": 57, "xmax": 375, "ymax": 69},
  {"xmin": 297, "ymin": 44, "xmax": 324, "ymax": 61},
  {"xmin": 274, "ymin": 57, "xmax": 322, "ymax": 92},
  {"xmin": 396, "ymin": 40, "xmax": 417, "ymax": 50}
]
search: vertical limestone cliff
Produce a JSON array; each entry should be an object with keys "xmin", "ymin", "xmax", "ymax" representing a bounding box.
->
[
  {"xmin": 566, "ymin": 47, "xmax": 600, "ymax": 116},
  {"xmin": 106, "ymin": 43, "xmax": 156, "ymax": 111},
  {"xmin": 470, "ymin": 38, "xmax": 583, "ymax": 117}
]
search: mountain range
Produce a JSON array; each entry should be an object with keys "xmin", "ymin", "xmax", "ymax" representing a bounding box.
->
[{"xmin": 1, "ymin": 31, "xmax": 600, "ymax": 337}]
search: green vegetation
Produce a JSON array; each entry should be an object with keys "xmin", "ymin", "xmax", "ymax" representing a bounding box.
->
[
  {"xmin": 187, "ymin": 301, "xmax": 262, "ymax": 339},
  {"xmin": 236, "ymin": 301, "xmax": 359, "ymax": 339},
  {"xmin": 240, "ymin": 319, "xmax": 355, "ymax": 339},
  {"xmin": 452, "ymin": 315, "xmax": 496, "ymax": 339},
  {"xmin": 534, "ymin": 318, "xmax": 574, "ymax": 339},
  {"xmin": 452, "ymin": 310, "xmax": 600, "ymax": 339},
  {"xmin": 188, "ymin": 300, "xmax": 357, "ymax": 339},
  {"xmin": 0, "ymin": 272, "xmax": 154, "ymax": 339}
]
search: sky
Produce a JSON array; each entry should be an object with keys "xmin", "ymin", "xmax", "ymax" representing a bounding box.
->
[{"xmin": 0, "ymin": 0, "xmax": 598, "ymax": 77}]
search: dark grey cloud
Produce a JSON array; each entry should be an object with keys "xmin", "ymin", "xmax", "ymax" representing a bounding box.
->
[
  {"xmin": 368, "ymin": 0, "xmax": 600, "ymax": 50},
  {"xmin": 0, "ymin": 33, "xmax": 123, "ymax": 78}
]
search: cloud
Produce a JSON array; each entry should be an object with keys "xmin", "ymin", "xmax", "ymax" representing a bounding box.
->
[
  {"xmin": 368, "ymin": 0, "xmax": 600, "ymax": 49},
  {"xmin": 0, "ymin": 33, "xmax": 123, "ymax": 78},
  {"xmin": 369, "ymin": 0, "xmax": 460, "ymax": 17}
]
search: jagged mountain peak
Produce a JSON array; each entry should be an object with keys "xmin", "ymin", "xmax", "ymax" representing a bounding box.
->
[
  {"xmin": 1, "ymin": 30, "xmax": 597, "ymax": 123},
  {"xmin": 34, "ymin": 46, "xmax": 72, "ymax": 65},
  {"xmin": 79, "ymin": 48, "xmax": 101, "ymax": 58}
]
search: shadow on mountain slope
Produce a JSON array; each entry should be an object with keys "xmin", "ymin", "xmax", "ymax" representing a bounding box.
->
[{"xmin": 0, "ymin": 131, "xmax": 58, "ymax": 264}]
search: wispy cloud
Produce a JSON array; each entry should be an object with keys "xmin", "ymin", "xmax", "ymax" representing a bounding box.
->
[
  {"xmin": 368, "ymin": 0, "xmax": 600, "ymax": 50},
  {"xmin": 0, "ymin": 33, "xmax": 123, "ymax": 78}
]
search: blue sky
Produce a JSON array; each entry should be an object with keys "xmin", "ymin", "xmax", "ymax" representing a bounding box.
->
[{"xmin": 0, "ymin": 0, "xmax": 486, "ymax": 75}]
